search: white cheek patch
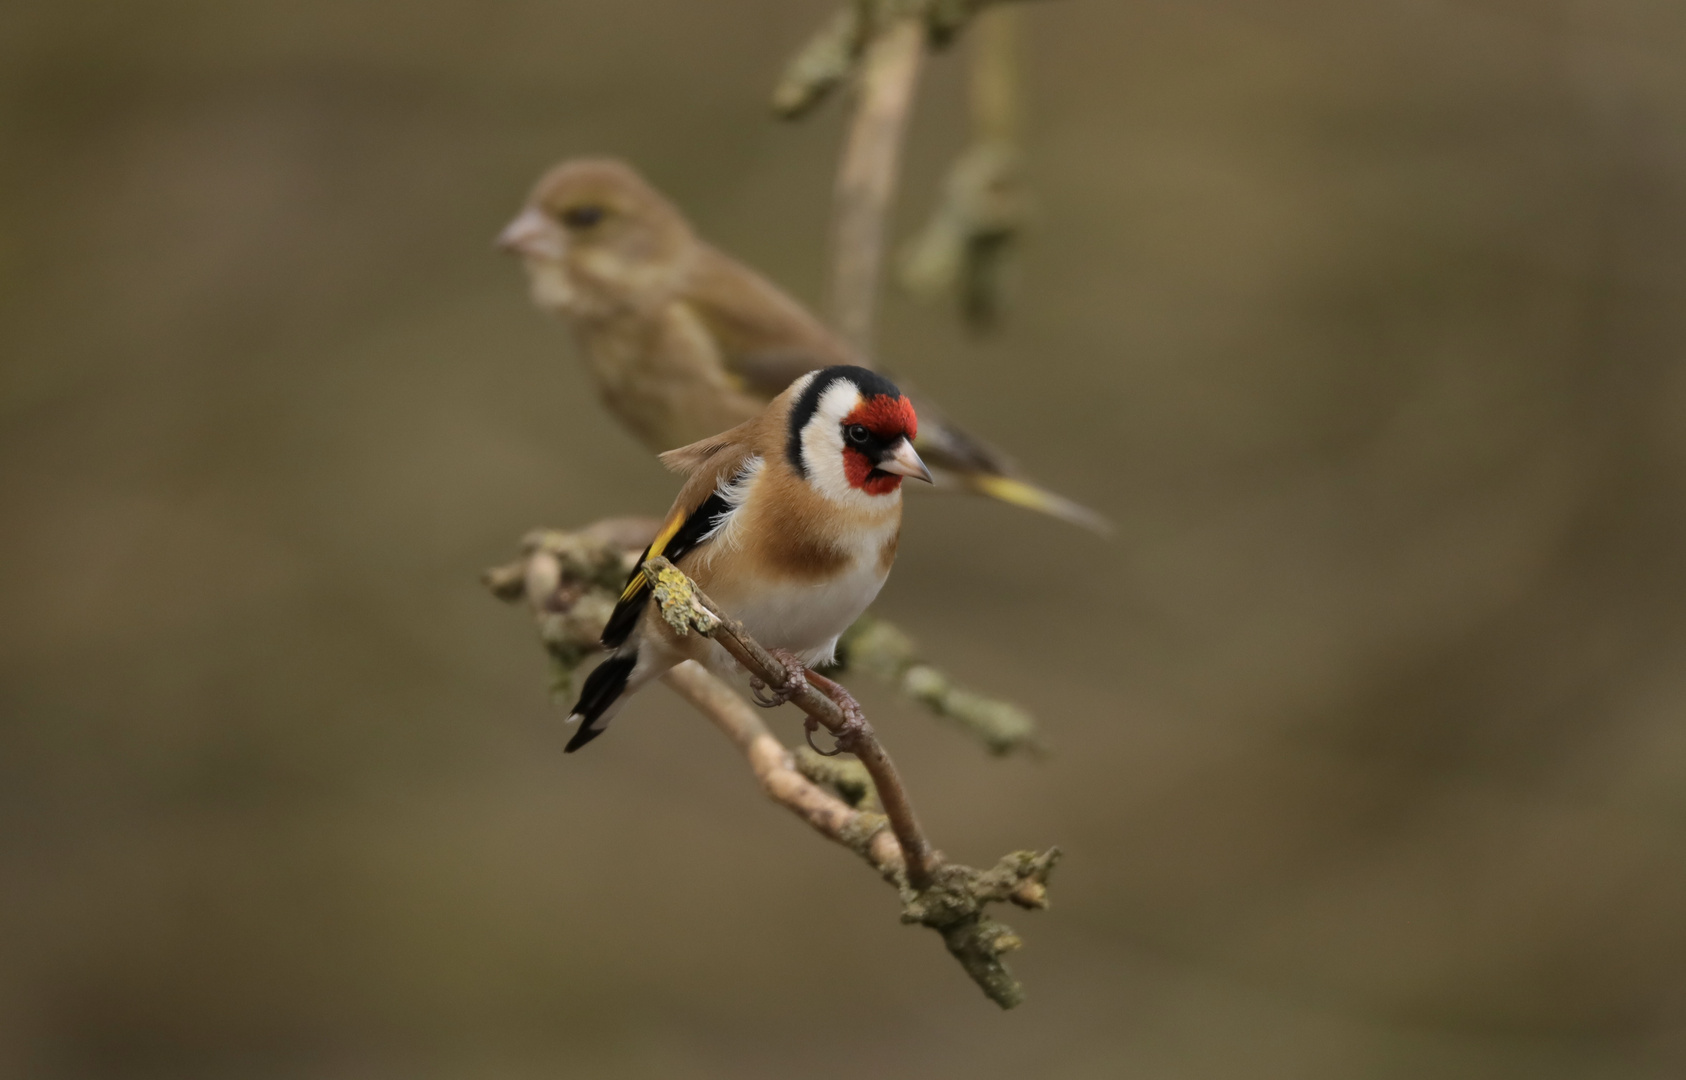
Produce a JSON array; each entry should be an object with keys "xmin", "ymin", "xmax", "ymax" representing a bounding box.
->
[{"xmin": 800, "ymin": 382, "xmax": 890, "ymax": 511}]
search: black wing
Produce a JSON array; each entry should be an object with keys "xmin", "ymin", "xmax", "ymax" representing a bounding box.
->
[{"xmin": 599, "ymin": 489, "xmax": 733, "ymax": 649}]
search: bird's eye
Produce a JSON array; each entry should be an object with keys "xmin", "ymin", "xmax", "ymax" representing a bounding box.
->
[
  {"xmin": 560, "ymin": 204, "xmax": 605, "ymax": 229},
  {"xmin": 846, "ymin": 424, "xmax": 871, "ymax": 444}
]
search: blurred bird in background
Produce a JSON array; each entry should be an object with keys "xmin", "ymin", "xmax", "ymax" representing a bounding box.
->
[
  {"xmin": 565, "ymin": 365, "xmax": 931, "ymax": 751},
  {"xmin": 497, "ymin": 157, "xmax": 1107, "ymax": 532}
]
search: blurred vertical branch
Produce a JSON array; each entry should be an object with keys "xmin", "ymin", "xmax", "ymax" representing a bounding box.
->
[
  {"xmin": 830, "ymin": 14, "xmax": 927, "ymax": 354},
  {"xmin": 774, "ymin": 0, "xmax": 1045, "ymax": 348},
  {"xmin": 899, "ymin": 7, "xmax": 1030, "ymax": 327}
]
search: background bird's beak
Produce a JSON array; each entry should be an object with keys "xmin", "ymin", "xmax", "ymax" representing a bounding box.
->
[
  {"xmin": 496, "ymin": 208, "xmax": 564, "ymax": 259},
  {"xmin": 877, "ymin": 439, "xmax": 934, "ymax": 483}
]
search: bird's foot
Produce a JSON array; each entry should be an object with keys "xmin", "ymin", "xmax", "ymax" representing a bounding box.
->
[
  {"xmin": 803, "ymin": 670, "xmax": 869, "ymax": 757},
  {"xmin": 750, "ymin": 648, "xmax": 808, "ymax": 708}
]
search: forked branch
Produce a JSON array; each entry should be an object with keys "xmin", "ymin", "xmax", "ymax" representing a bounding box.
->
[
  {"xmin": 642, "ymin": 555, "xmax": 939, "ymax": 887},
  {"xmin": 639, "ymin": 554, "xmax": 1060, "ymax": 1006},
  {"xmin": 485, "ymin": 530, "xmax": 1058, "ymax": 1006},
  {"xmin": 663, "ymin": 658, "xmax": 1058, "ymax": 1007}
]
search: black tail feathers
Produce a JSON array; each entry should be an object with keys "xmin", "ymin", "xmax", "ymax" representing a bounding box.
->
[{"xmin": 565, "ymin": 650, "xmax": 637, "ymax": 753}]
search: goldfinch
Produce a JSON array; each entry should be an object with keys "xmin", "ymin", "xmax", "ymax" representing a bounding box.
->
[
  {"xmin": 498, "ymin": 157, "xmax": 1106, "ymax": 533},
  {"xmin": 564, "ymin": 365, "xmax": 931, "ymax": 752}
]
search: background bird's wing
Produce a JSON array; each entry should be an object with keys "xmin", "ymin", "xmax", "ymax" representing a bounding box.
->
[
  {"xmin": 682, "ymin": 245, "xmax": 857, "ymax": 399},
  {"xmin": 896, "ymin": 380, "xmax": 1115, "ymax": 535},
  {"xmin": 600, "ymin": 443, "xmax": 755, "ymax": 647},
  {"xmin": 683, "ymin": 246, "xmax": 1110, "ymax": 533}
]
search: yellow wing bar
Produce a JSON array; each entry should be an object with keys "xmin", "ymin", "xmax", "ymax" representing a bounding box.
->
[{"xmin": 619, "ymin": 510, "xmax": 687, "ymax": 601}]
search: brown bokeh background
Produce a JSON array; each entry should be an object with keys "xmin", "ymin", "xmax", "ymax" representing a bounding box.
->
[{"xmin": 5, "ymin": 1, "xmax": 1686, "ymax": 1076}]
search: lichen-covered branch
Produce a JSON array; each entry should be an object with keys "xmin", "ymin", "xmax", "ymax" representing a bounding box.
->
[
  {"xmin": 483, "ymin": 527, "xmax": 1059, "ymax": 1007},
  {"xmin": 481, "ymin": 518, "xmax": 660, "ymax": 701},
  {"xmin": 642, "ymin": 555, "xmax": 939, "ymax": 886},
  {"xmin": 771, "ymin": 4, "xmax": 869, "ymax": 120},
  {"xmin": 925, "ymin": 0, "xmax": 1051, "ymax": 47},
  {"xmin": 898, "ymin": 6, "xmax": 1030, "ymax": 327},
  {"xmin": 662, "ymin": 660, "xmax": 903, "ymax": 872},
  {"xmin": 486, "ymin": 522, "xmax": 1039, "ymax": 751},
  {"xmin": 836, "ymin": 614, "xmax": 1039, "ymax": 755},
  {"xmin": 774, "ymin": 1, "xmax": 1043, "ymax": 334},
  {"xmin": 794, "ymin": 746, "xmax": 880, "ymax": 811},
  {"xmin": 639, "ymin": 554, "xmax": 1059, "ymax": 1006},
  {"xmin": 772, "ymin": 0, "xmax": 1051, "ymax": 121},
  {"xmin": 662, "ymin": 660, "xmax": 1058, "ymax": 1008}
]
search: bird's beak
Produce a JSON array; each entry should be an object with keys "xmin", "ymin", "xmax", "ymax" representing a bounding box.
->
[
  {"xmin": 496, "ymin": 207, "xmax": 564, "ymax": 259},
  {"xmin": 876, "ymin": 438, "xmax": 934, "ymax": 483}
]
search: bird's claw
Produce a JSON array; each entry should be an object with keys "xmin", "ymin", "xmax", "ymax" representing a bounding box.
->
[
  {"xmin": 750, "ymin": 649, "xmax": 808, "ymax": 708},
  {"xmin": 750, "ymin": 651, "xmax": 868, "ymax": 757},
  {"xmin": 802, "ymin": 679, "xmax": 868, "ymax": 757},
  {"xmin": 802, "ymin": 715, "xmax": 843, "ymax": 756}
]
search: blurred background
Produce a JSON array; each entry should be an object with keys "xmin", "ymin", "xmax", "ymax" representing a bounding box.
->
[{"xmin": 5, "ymin": 1, "xmax": 1686, "ymax": 1076}]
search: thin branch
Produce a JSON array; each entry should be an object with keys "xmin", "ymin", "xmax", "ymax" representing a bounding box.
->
[
  {"xmin": 481, "ymin": 519, "xmax": 659, "ymax": 702},
  {"xmin": 837, "ymin": 614, "xmax": 1041, "ymax": 755},
  {"xmin": 830, "ymin": 12, "xmax": 926, "ymax": 355},
  {"xmin": 664, "ymin": 665, "xmax": 1060, "ymax": 1008},
  {"xmin": 637, "ymin": 554, "xmax": 1059, "ymax": 1007},
  {"xmin": 642, "ymin": 556, "xmax": 938, "ymax": 886},
  {"xmin": 661, "ymin": 660, "xmax": 905, "ymax": 876},
  {"xmin": 486, "ymin": 527, "xmax": 1059, "ymax": 1007}
]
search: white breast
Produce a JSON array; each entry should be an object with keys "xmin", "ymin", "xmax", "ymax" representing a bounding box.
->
[{"xmin": 708, "ymin": 517, "xmax": 898, "ymax": 668}]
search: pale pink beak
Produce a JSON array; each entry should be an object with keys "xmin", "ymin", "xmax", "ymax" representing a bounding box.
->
[
  {"xmin": 876, "ymin": 438, "xmax": 934, "ymax": 483},
  {"xmin": 497, "ymin": 207, "xmax": 564, "ymax": 259}
]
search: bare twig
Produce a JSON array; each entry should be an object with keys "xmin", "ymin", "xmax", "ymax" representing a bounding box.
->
[
  {"xmin": 830, "ymin": 12, "xmax": 926, "ymax": 354},
  {"xmin": 662, "ymin": 660, "xmax": 904, "ymax": 874}
]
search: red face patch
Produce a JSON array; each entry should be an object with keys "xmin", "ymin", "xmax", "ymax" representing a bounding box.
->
[
  {"xmin": 840, "ymin": 393, "xmax": 918, "ymax": 495},
  {"xmin": 843, "ymin": 448, "xmax": 902, "ymax": 495},
  {"xmin": 842, "ymin": 394, "xmax": 918, "ymax": 442}
]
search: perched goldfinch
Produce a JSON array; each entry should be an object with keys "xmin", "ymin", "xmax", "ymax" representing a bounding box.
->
[
  {"xmin": 564, "ymin": 365, "xmax": 931, "ymax": 752},
  {"xmin": 498, "ymin": 157, "xmax": 1107, "ymax": 533}
]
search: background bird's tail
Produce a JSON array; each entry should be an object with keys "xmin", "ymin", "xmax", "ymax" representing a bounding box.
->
[
  {"xmin": 909, "ymin": 404, "xmax": 1112, "ymax": 534},
  {"xmin": 962, "ymin": 473, "xmax": 1114, "ymax": 535},
  {"xmin": 565, "ymin": 649, "xmax": 638, "ymax": 752}
]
